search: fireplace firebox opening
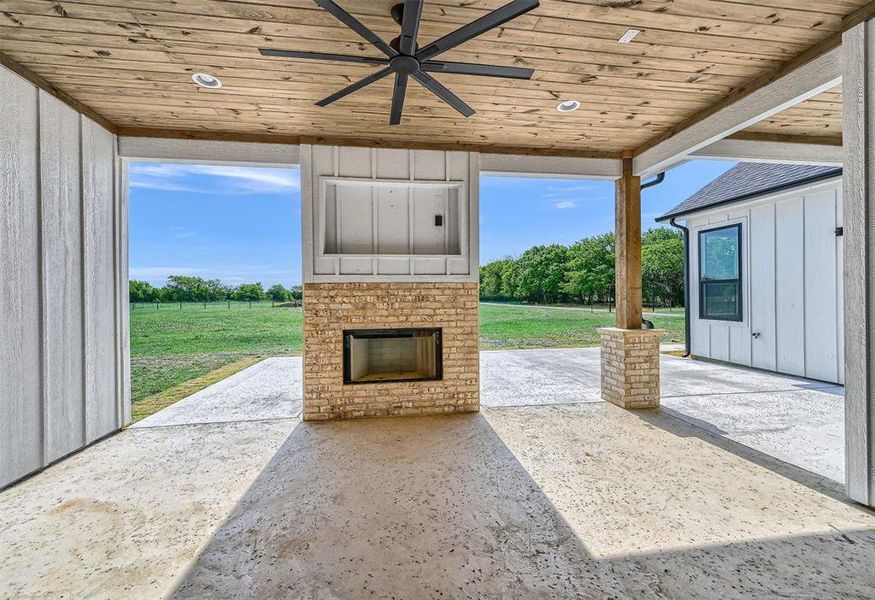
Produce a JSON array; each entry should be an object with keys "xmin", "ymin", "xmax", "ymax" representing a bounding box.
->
[{"xmin": 343, "ymin": 328, "xmax": 443, "ymax": 384}]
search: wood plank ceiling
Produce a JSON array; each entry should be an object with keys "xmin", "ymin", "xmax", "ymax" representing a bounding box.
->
[
  {"xmin": 0, "ymin": 0, "xmax": 865, "ymax": 156},
  {"xmin": 743, "ymin": 85, "xmax": 843, "ymax": 143}
]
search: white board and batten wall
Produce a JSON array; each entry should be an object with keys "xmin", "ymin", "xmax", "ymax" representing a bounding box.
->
[
  {"xmin": 301, "ymin": 144, "xmax": 478, "ymax": 282},
  {"xmin": 0, "ymin": 65, "xmax": 129, "ymax": 489},
  {"xmin": 685, "ymin": 176, "xmax": 844, "ymax": 384}
]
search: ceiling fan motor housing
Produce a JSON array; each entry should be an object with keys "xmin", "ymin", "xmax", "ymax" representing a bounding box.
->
[{"xmin": 390, "ymin": 55, "xmax": 420, "ymax": 74}]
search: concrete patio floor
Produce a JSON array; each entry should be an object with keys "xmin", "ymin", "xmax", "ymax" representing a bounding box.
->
[
  {"xmin": 482, "ymin": 347, "xmax": 845, "ymax": 482},
  {"xmin": 136, "ymin": 349, "xmax": 845, "ymax": 482},
  {"xmin": 1, "ymin": 350, "xmax": 865, "ymax": 599}
]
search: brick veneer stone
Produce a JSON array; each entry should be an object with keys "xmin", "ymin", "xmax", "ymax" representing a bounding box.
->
[
  {"xmin": 598, "ymin": 327, "xmax": 664, "ymax": 409},
  {"xmin": 303, "ymin": 282, "xmax": 480, "ymax": 421}
]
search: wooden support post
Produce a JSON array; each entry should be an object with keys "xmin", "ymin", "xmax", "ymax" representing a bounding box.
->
[
  {"xmin": 843, "ymin": 17, "xmax": 875, "ymax": 508},
  {"xmin": 615, "ymin": 157, "xmax": 642, "ymax": 330},
  {"xmin": 601, "ymin": 158, "xmax": 660, "ymax": 409}
]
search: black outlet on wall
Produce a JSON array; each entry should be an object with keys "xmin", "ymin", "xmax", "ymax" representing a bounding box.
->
[{"xmin": 434, "ymin": 215, "xmax": 443, "ymax": 227}]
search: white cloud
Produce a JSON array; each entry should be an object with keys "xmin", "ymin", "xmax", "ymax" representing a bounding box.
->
[
  {"xmin": 129, "ymin": 181, "xmax": 207, "ymax": 194},
  {"xmin": 129, "ymin": 162, "xmax": 300, "ymax": 195},
  {"xmin": 554, "ymin": 201, "xmax": 576, "ymax": 209},
  {"xmin": 544, "ymin": 183, "xmax": 599, "ymax": 193},
  {"xmin": 170, "ymin": 226, "xmax": 196, "ymax": 240},
  {"xmin": 188, "ymin": 165, "xmax": 300, "ymax": 190},
  {"xmin": 129, "ymin": 266, "xmax": 201, "ymax": 279}
]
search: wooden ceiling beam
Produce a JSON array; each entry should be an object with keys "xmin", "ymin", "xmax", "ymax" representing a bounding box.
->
[
  {"xmin": 728, "ymin": 130, "xmax": 843, "ymax": 145},
  {"xmin": 632, "ymin": 2, "xmax": 875, "ymax": 174},
  {"xmin": 632, "ymin": 39, "xmax": 842, "ymax": 176},
  {"xmin": 690, "ymin": 134, "xmax": 843, "ymax": 165}
]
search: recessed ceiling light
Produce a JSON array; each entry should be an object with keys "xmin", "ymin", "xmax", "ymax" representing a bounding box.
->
[
  {"xmin": 192, "ymin": 73, "xmax": 223, "ymax": 89},
  {"xmin": 618, "ymin": 29, "xmax": 641, "ymax": 44},
  {"xmin": 556, "ymin": 100, "xmax": 581, "ymax": 113}
]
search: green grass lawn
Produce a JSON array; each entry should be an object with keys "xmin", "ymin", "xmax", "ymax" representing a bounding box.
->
[
  {"xmin": 130, "ymin": 301, "xmax": 685, "ymax": 419},
  {"xmin": 130, "ymin": 302, "xmax": 302, "ymax": 407},
  {"xmin": 478, "ymin": 303, "xmax": 685, "ymax": 350}
]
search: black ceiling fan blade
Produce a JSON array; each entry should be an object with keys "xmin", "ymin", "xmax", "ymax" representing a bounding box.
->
[
  {"xmin": 389, "ymin": 72, "xmax": 409, "ymax": 125},
  {"xmin": 259, "ymin": 48, "xmax": 387, "ymax": 65},
  {"xmin": 314, "ymin": 0, "xmax": 397, "ymax": 58},
  {"xmin": 416, "ymin": 0, "xmax": 539, "ymax": 62},
  {"xmin": 421, "ymin": 60, "xmax": 534, "ymax": 80},
  {"xmin": 411, "ymin": 71, "xmax": 475, "ymax": 118},
  {"xmin": 399, "ymin": 0, "xmax": 423, "ymax": 55},
  {"xmin": 316, "ymin": 67, "xmax": 392, "ymax": 107}
]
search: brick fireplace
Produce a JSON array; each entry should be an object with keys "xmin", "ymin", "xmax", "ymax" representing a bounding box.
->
[
  {"xmin": 303, "ymin": 282, "xmax": 479, "ymax": 420},
  {"xmin": 300, "ymin": 145, "xmax": 480, "ymax": 421}
]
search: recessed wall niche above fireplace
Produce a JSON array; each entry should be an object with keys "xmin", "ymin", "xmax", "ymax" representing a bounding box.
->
[{"xmin": 301, "ymin": 144, "xmax": 480, "ymax": 421}]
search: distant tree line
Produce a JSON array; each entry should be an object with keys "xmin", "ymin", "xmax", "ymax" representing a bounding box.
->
[
  {"xmin": 129, "ymin": 275, "xmax": 303, "ymax": 303},
  {"xmin": 480, "ymin": 228, "xmax": 684, "ymax": 308}
]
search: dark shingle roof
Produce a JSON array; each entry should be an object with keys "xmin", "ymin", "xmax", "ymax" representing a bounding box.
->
[{"xmin": 657, "ymin": 163, "xmax": 841, "ymax": 222}]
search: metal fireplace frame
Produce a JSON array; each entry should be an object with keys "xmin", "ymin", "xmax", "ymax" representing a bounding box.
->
[{"xmin": 342, "ymin": 327, "xmax": 443, "ymax": 385}]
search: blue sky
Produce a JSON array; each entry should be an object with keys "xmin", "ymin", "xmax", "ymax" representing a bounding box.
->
[
  {"xmin": 129, "ymin": 163, "xmax": 301, "ymax": 286},
  {"xmin": 129, "ymin": 159, "xmax": 736, "ymax": 287}
]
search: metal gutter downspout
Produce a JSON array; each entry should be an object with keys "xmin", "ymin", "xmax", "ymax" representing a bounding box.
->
[
  {"xmin": 669, "ymin": 217, "xmax": 691, "ymax": 357},
  {"xmin": 641, "ymin": 171, "xmax": 665, "ymax": 190},
  {"xmin": 639, "ymin": 171, "xmax": 667, "ymax": 329}
]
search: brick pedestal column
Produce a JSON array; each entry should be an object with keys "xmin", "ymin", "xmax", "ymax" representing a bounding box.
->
[{"xmin": 598, "ymin": 327, "xmax": 664, "ymax": 409}]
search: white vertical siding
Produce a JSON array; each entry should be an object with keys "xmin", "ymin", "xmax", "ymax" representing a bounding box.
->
[
  {"xmin": 39, "ymin": 92, "xmax": 85, "ymax": 463},
  {"xmin": 0, "ymin": 65, "xmax": 126, "ymax": 489},
  {"xmin": 686, "ymin": 177, "xmax": 843, "ymax": 384},
  {"xmin": 803, "ymin": 190, "xmax": 839, "ymax": 383},
  {"xmin": 0, "ymin": 66, "xmax": 42, "ymax": 486},
  {"xmin": 749, "ymin": 203, "xmax": 777, "ymax": 371},
  {"xmin": 775, "ymin": 198, "xmax": 806, "ymax": 376},
  {"xmin": 82, "ymin": 117, "xmax": 118, "ymax": 443}
]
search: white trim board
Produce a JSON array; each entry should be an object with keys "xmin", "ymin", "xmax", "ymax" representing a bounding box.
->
[
  {"xmin": 691, "ymin": 138, "xmax": 843, "ymax": 167},
  {"xmin": 118, "ymin": 136, "xmax": 300, "ymax": 166},
  {"xmin": 633, "ymin": 45, "xmax": 842, "ymax": 177},
  {"xmin": 841, "ymin": 17, "xmax": 874, "ymax": 508},
  {"xmin": 480, "ymin": 153, "xmax": 621, "ymax": 180}
]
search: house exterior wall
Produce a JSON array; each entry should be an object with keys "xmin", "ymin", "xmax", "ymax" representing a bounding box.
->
[
  {"xmin": 0, "ymin": 65, "xmax": 127, "ymax": 489},
  {"xmin": 684, "ymin": 177, "xmax": 843, "ymax": 384}
]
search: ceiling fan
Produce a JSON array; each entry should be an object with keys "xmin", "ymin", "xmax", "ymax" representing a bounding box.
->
[{"xmin": 259, "ymin": 0, "xmax": 539, "ymax": 125}]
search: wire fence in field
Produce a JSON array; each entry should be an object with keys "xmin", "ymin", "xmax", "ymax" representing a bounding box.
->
[{"xmin": 130, "ymin": 300, "xmax": 302, "ymax": 311}]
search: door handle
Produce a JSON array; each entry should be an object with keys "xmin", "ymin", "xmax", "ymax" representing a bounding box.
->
[{"xmin": 751, "ymin": 331, "xmax": 761, "ymax": 339}]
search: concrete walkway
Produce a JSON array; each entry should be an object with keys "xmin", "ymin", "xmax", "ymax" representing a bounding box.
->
[{"xmin": 133, "ymin": 357, "xmax": 302, "ymax": 428}]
